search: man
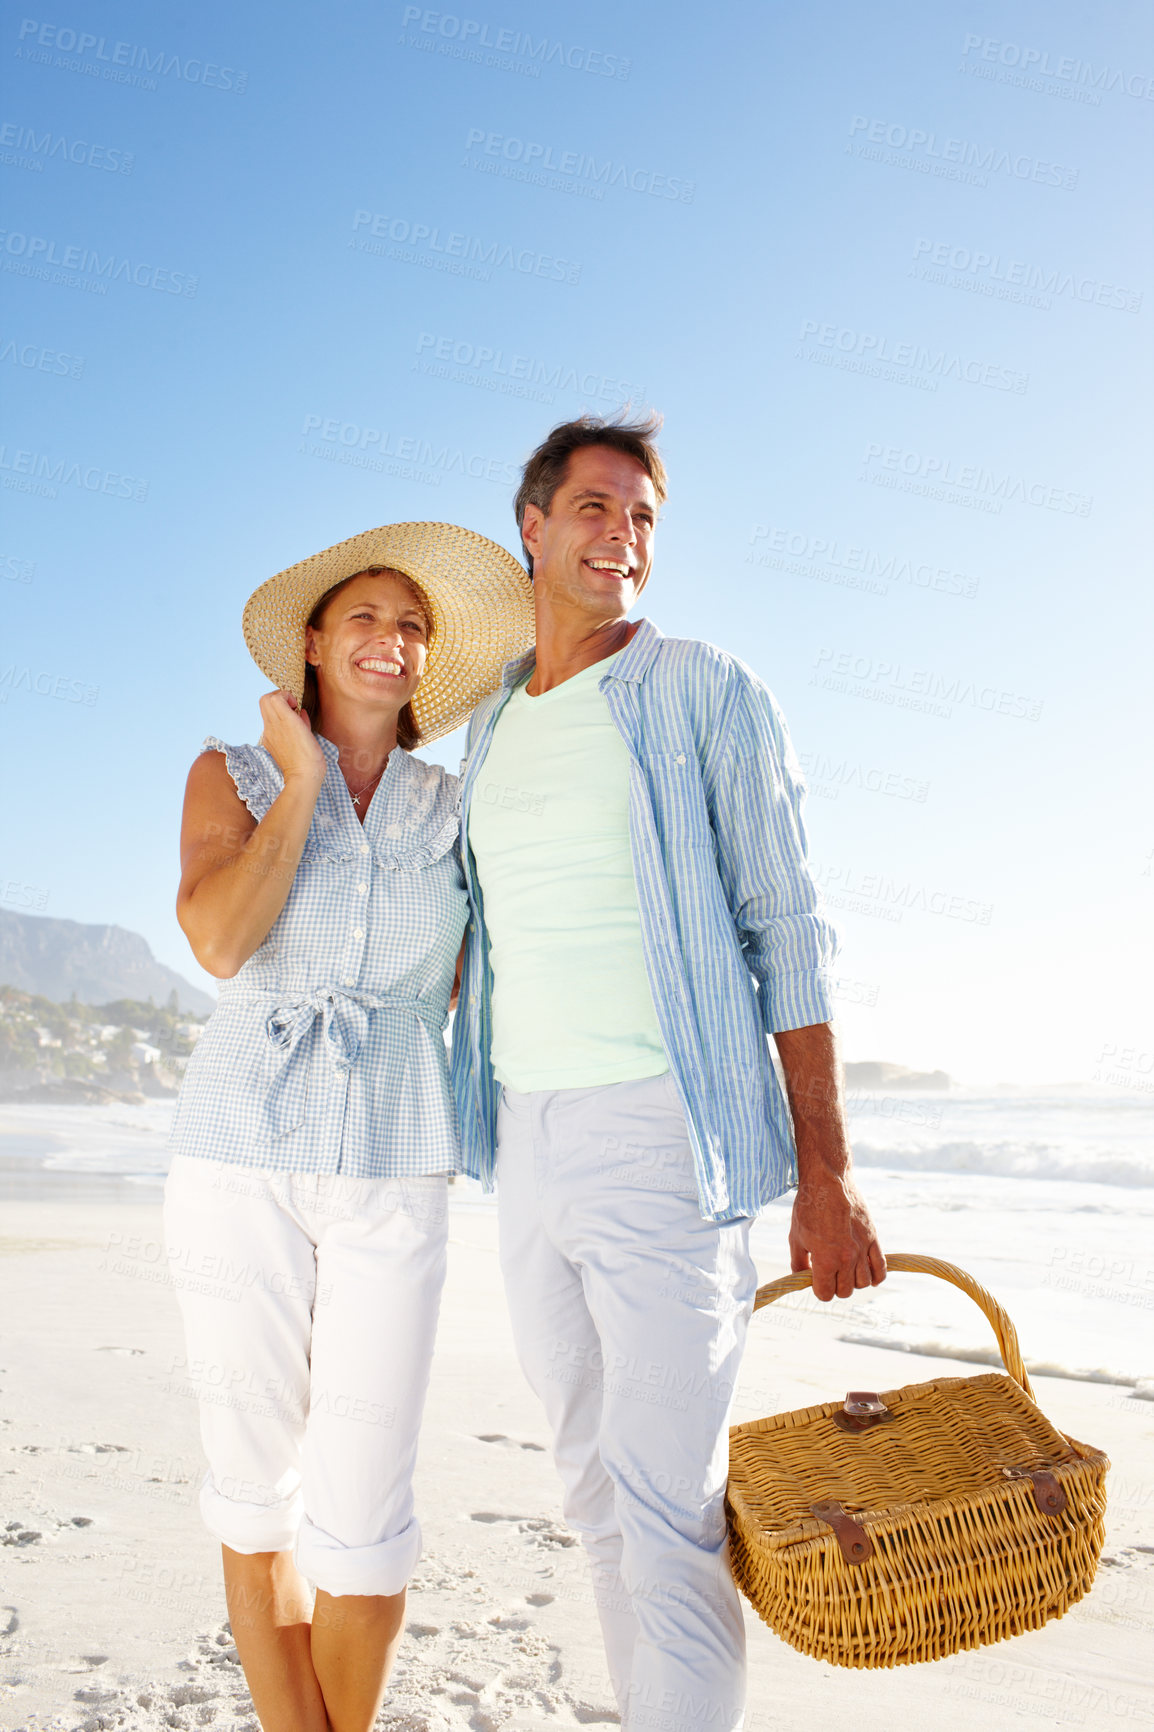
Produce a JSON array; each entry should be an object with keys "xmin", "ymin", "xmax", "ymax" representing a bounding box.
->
[{"xmin": 450, "ymin": 414, "xmax": 885, "ymax": 1731}]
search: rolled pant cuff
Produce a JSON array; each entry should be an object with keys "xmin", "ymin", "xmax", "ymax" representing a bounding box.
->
[
  {"xmin": 295, "ymin": 1513, "xmax": 422, "ymax": 1597},
  {"xmin": 199, "ymin": 1474, "xmax": 302, "ymax": 1554}
]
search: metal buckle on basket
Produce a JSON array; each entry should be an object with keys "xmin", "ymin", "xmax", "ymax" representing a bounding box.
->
[
  {"xmin": 832, "ymin": 1391, "xmax": 895, "ymax": 1434},
  {"xmin": 1002, "ymin": 1466, "xmax": 1067, "ymax": 1517}
]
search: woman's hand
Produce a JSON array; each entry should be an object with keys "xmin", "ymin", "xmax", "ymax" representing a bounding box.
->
[{"xmin": 258, "ymin": 689, "xmax": 326, "ymax": 789}]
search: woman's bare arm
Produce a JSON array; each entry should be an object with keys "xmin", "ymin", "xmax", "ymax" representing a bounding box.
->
[
  {"xmin": 449, "ymin": 934, "xmax": 467, "ymax": 1011},
  {"xmin": 176, "ymin": 691, "xmax": 327, "ymax": 978}
]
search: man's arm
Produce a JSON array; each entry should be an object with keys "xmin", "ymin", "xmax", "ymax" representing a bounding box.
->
[
  {"xmin": 702, "ymin": 667, "xmax": 839, "ymax": 1032},
  {"xmin": 702, "ymin": 664, "xmax": 885, "ymax": 1298},
  {"xmin": 773, "ymin": 1021, "xmax": 886, "ymax": 1300}
]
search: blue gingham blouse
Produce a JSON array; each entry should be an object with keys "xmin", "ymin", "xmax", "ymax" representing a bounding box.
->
[{"xmin": 168, "ymin": 735, "xmax": 468, "ymax": 1176}]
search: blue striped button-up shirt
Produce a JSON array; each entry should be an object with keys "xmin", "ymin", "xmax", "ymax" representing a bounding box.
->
[{"xmin": 449, "ymin": 619, "xmax": 839, "ymax": 1222}]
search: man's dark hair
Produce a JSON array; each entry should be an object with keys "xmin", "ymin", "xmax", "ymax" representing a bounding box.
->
[{"xmin": 513, "ymin": 412, "xmax": 668, "ymax": 574}]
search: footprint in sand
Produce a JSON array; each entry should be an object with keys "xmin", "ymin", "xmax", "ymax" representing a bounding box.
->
[
  {"xmin": 474, "ymin": 1432, "xmax": 547, "ymax": 1452},
  {"xmin": 3, "ymin": 1524, "xmax": 43, "ymax": 1546},
  {"xmin": 467, "ymin": 1512, "xmax": 579, "ymax": 1550},
  {"xmin": 517, "ymin": 1517, "xmax": 578, "ymax": 1549}
]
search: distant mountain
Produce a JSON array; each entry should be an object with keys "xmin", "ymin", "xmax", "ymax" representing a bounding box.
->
[
  {"xmin": 844, "ymin": 1061, "xmax": 951, "ymax": 1091},
  {"xmin": 0, "ymin": 910, "xmax": 215, "ymax": 1016}
]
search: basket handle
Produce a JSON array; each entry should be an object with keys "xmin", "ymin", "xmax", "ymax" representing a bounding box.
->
[{"xmin": 752, "ymin": 1252, "xmax": 1035, "ymax": 1402}]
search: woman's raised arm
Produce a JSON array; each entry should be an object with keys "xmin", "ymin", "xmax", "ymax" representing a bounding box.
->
[{"xmin": 176, "ymin": 690, "xmax": 327, "ymax": 978}]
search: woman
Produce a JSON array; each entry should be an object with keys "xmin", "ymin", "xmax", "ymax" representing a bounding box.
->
[{"xmin": 164, "ymin": 522, "xmax": 533, "ymax": 1732}]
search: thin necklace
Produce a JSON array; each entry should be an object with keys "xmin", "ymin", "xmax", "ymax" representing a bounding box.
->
[{"xmin": 345, "ymin": 765, "xmax": 385, "ymax": 808}]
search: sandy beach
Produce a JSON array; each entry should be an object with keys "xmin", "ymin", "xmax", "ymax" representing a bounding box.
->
[{"xmin": 1, "ymin": 1099, "xmax": 1153, "ymax": 1729}]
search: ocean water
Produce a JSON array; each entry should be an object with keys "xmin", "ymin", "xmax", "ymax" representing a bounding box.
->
[
  {"xmin": 756, "ymin": 1088, "xmax": 1154, "ymax": 1393},
  {"xmin": 2, "ymin": 1088, "xmax": 1150, "ymax": 1388}
]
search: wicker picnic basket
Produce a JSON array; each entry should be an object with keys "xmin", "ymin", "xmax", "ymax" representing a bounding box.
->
[{"xmin": 726, "ymin": 1253, "xmax": 1109, "ymax": 1669}]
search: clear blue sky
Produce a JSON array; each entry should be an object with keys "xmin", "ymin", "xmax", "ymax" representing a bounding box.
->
[{"xmin": 2, "ymin": 0, "xmax": 1150, "ymax": 1083}]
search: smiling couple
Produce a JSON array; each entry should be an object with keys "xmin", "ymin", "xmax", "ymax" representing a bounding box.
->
[{"xmin": 164, "ymin": 413, "xmax": 884, "ymax": 1732}]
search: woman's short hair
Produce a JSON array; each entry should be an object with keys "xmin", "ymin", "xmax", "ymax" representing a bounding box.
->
[
  {"xmin": 302, "ymin": 568, "xmax": 433, "ymax": 751},
  {"xmin": 513, "ymin": 412, "xmax": 668, "ymax": 574}
]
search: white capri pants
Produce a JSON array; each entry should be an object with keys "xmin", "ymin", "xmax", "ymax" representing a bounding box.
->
[{"xmin": 163, "ymin": 1154, "xmax": 447, "ymax": 1597}]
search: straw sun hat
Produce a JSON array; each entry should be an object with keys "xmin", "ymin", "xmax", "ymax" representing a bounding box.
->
[{"xmin": 242, "ymin": 522, "xmax": 536, "ymax": 744}]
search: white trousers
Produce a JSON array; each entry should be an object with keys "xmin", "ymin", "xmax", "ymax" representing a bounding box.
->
[
  {"xmin": 496, "ymin": 1073, "xmax": 757, "ymax": 1732},
  {"xmin": 163, "ymin": 1155, "xmax": 447, "ymax": 1597}
]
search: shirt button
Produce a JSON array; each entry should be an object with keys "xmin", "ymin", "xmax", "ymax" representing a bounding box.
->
[
  {"xmin": 676, "ymin": 753, "xmax": 687, "ymax": 765},
  {"xmin": 356, "ymin": 882, "xmax": 368, "ymax": 893},
  {"xmin": 342, "ymin": 977, "xmax": 355, "ymax": 987},
  {"xmin": 360, "ymin": 843, "xmax": 370, "ymax": 853},
  {"xmin": 353, "ymin": 927, "xmax": 364, "ymax": 939}
]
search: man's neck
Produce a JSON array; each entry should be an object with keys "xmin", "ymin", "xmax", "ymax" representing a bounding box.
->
[{"xmin": 527, "ymin": 610, "xmax": 641, "ymax": 696}]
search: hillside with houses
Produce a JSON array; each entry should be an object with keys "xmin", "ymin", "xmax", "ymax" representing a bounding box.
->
[{"xmin": 0, "ymin": 985, "xmax": 207, "ymax": 1104}]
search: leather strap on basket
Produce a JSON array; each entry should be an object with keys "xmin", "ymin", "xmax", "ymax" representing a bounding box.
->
[
  {"xmin": 810, "ymin": 1501, "xmax": 874, "ymax": 1566},
  {"xmin": 1004, "ymin": 1467, "xmax": 1067, "ymax": 1516},
  {"xmin": 833, "ymin": 1391, "xmax": 894, "ymax": 1434},
  {"xmin": 750, "ymin": 1253, "xmax": 1036, "ymax": 1403}
]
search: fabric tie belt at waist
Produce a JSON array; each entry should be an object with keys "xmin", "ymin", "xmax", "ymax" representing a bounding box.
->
[{"xmin": 233, "ymin": 987, "xmax": 440, "ymax": 1136}]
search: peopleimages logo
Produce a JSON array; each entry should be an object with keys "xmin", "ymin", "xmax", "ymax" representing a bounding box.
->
[
  {"xmin": 797, "ymin": 319, "xmax": 1027, "ymax": 393},
  {"xmin": 1, "ymin": 336, "xmax": 85, "ymax": 378},
  {"xmin": 960, "ymin": 34, "xmax": 1154, "ymax": 101},
  {"xmin": 299, "ymin": 414, "xmax": 519, "ymax": 489},
  {"xmin": 860, "ymin": 443, "xmax": 1092, "ymax": 517},
  {"xmin": 810, "ymin": 647, "xmax": 1043, "ymax": 723},
  {"xmin": 14, "ymin": 19, "xmax": 247, "ymax": 91},
  {"xmin": 747, "ymin": 524, "xmax": 978, "ymax": 600},
  {"xmin": 463, "ymin": 129, "xmax": 694, "ymax": 202},
  {"xmin": 350, "ymin": 210, "xmax": 580, "ymax": 285},
  {"xmin": 0, "ymin": 229, "xmax": 197, "ymax": 296},
  {"xmin": 0, "ymin": 120, "xmax": 133, "ymax": 172},
  {"xmin": 0, "ymin": 663, "xmax": 99, "ymax": 704},
  {"xmin": 414, "ymin": 331, "xmax": 642, "ymax": 407},
  {"xmin": 847, "ymin": 115, "xmax": 1079, "ymax": 189},
  {"xmin": 0, "ymin": 443, "xmax": 149, "ymax": 501},
  {"xmin": 797, "ymin": 752, "xmax": 930, "ymax": 805},
  {"xmin": 910, "ymin": 238, "xmax": 1142, "ymax": 314},
  {"xmin": 399, "ymin": 7, "xmax": 630, "ymax": 79},
  {"xmin": 813, "ymin": 863, "xmax": 994, "ymax": 927}
]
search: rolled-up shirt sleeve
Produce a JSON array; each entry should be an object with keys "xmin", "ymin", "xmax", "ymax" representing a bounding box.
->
[{"xmin": 704, "ymin": 668, "xmax": 839, "ymax": 1033}]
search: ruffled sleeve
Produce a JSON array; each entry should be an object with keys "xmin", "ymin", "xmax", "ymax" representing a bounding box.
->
[{"xmin": 202, "ymin": 737, "xmax": 284, "ymax": 823}]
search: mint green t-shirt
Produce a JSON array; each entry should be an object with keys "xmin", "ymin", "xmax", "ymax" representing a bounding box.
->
[{"xmin": 467, "ymin": 654, "xmax": 668, "ymax": 1092}]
